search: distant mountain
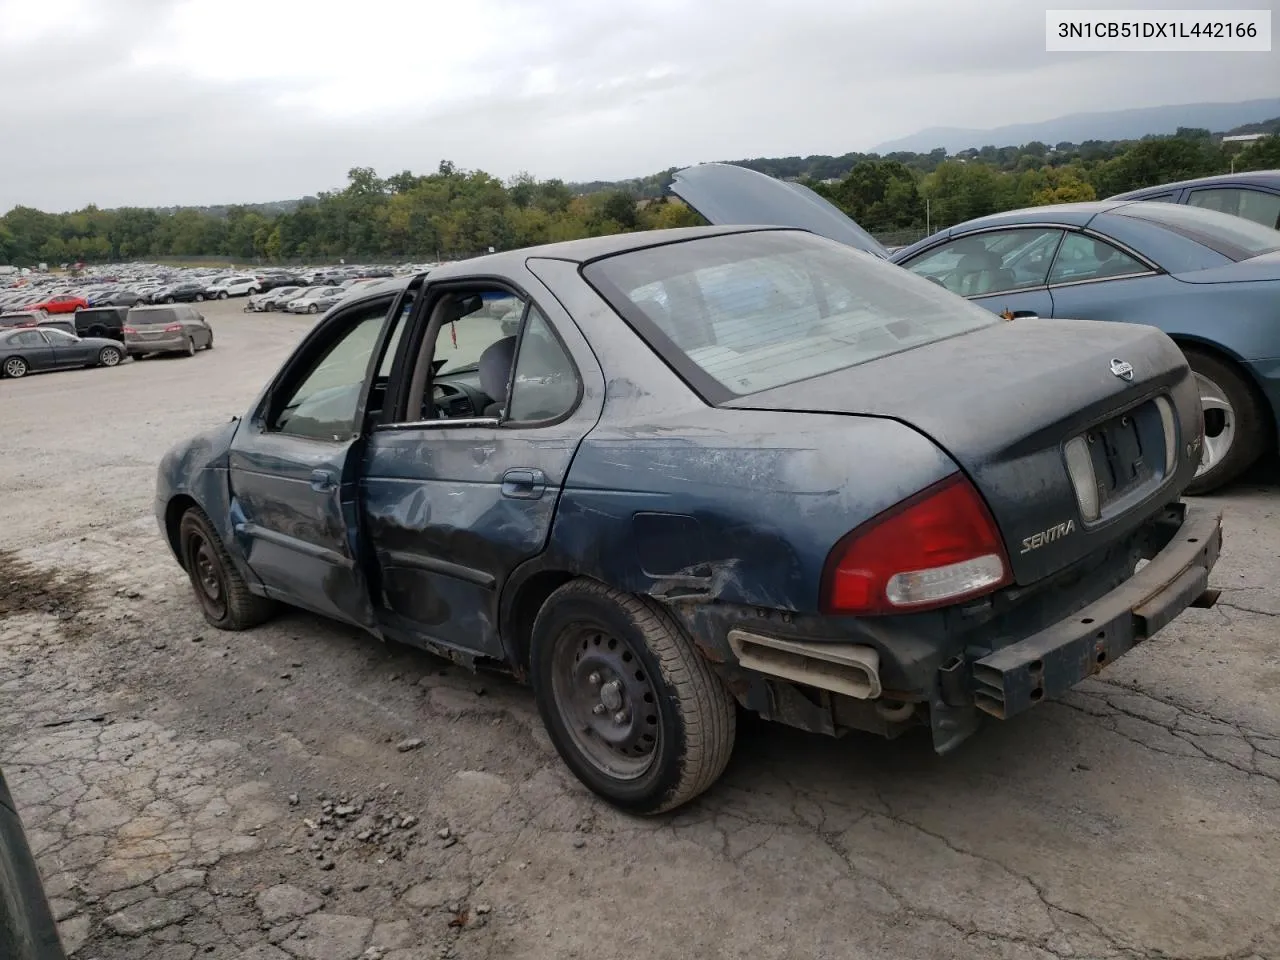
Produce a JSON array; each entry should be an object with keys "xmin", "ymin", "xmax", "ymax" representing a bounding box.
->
[{"xmin": 871, "ymin": 98, "xmax": 1280, "ymax": 154}]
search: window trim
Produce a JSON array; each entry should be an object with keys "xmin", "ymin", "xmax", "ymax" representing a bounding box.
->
[
  {"xmin": 903, "ymin": 225, "xmax": 1069, "ymax": 298},
  {"xmin": 255, "ymin": 286, "xmax": 415, "ymax": 440},
  {"xmin": 377, "ymin": 277, "xmax": 583, "ymax": 433},
  {"xmin": 903, "ymin": 223, "xmax": 1162, "ymax": 298}
]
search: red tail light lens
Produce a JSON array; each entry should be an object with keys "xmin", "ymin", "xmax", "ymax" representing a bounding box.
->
[
  {"xmin": 163, "ymin": 323, "xmax": 183, "ymax": 332},
  {"xmin": 123, "ymin": 326, "xmax": 137, "ymax": 334},
  {"xmin": 821, "ymin": 474, "xmax": 1011, "ymax": 616}
]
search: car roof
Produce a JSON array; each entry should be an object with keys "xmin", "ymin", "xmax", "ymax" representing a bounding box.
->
[
  {"xmin": 946, "ymin": 201, "xmax": 1135, "ymax": 232},
  {"xmin": 1109, "ymin": 169, "xmax": 1280, "ymax": 198}
]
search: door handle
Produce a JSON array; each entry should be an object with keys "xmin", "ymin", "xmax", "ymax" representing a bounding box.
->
[
  {"xmin": 1008, "ymin": 310, "xmax": 1039, "ymax": 319},
  {"xmin": 501, "ymin": 468, "xmax": 547, "ymax": 500},
  {"xmin": 310, "ymin": 469, "xmax": 336, "ymax": 492}
]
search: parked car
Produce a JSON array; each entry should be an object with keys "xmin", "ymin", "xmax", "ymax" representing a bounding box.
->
[
  {"xmin": 66, "ymin": 305, "xmax": 128, "ymax": 342},
  {"xmin": 285, "ymin": 286, "xmax": 343, "ymax": 314},
  {"xmin": 124, "ymin": 305, "xmax": 213, "ymax": 357},
  {"xmin": 887, "ymin": 200, "xmax": 1280, "ymax": 493},
  {"xmin": 0, "ymin": 326, "xmax": 126, "ymax": 378},
  {"xmin": 1108, "ymin": 170, "xmax": 1280, "ymax": 230},
  {"xmin": 256, "ymin": 273, "xmax": 302, "ymax": 292},
  {"xmin": 24, "ymin": 294, "xmax": 88, "ymax": 314},
  {"xmin": 157, "ymin": 187, "xmax": 1221, "ymax": 814},
  {"xmin": 206, "ymin": 275, "xmax": 261, "ymax": 299},
  {"xmin": 149, "ymin": 282, "xmax": 207, "ymax": 304},
  {"xmin": 0, "ymin": 311, "xmax": 43, "ymax": 329},
  {"xmin": 248, "ymin": 286, "xmax": 303, "ymax": 312},
  {"xmin": 0, "ymin": 765, "xmax": 67, "ymax": 959}
]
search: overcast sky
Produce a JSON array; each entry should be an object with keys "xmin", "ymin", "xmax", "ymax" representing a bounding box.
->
[{"xmin": 1, "ymin": 0, "xmax": 1275, "ymax": 212}]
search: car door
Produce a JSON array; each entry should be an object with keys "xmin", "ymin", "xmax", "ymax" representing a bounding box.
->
[
  {"xmin": 226, "ymin": 292, "xmax": 408, "ymax": 628},
  {"xmin": 361, "ymin": 282, "xmax": 603, "ymax": 660},
  {"xmin": 1044, "ymin": 230, "xmax": 1163, "ymax": 320},
  {"xmin": 898, "ymin": 227, "xmax": 1063, "ymax": 319},
  {"xmin": 40, "ymin": 328, "xmax": 94, "ymax": 366}
]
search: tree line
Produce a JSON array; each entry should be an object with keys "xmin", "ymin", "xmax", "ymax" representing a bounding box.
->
[{"xmin": 1, "ymin": 128, "xmax": 1277, "ymax": 267}]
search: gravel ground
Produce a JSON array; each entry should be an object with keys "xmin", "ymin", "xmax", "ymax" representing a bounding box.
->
[{"xmin": 2, "ymin": 297, "xmax": 1279, "ymax": 960}]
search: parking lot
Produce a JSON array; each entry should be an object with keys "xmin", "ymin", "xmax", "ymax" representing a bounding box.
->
[{"xmin": 2, "ymin": 296, "xmax": 1278, "ymax": 960}]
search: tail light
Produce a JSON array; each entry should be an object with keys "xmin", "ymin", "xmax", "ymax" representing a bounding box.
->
[
  {"xmin": 821, "ymin": 474, "xmax": 1011, "ymax": 616},
  {"xmin": 123, "ymin": 326, "xmax": 137, "ymax": 334},
  {"xmin": 163, "ymin": 323, "xmax": 183, "ymax": 332}
]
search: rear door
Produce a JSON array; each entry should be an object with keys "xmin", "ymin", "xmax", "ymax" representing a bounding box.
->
[
  {"xmin": 227, "ymin": 292, "xmax": 409, "ymax": 627},
  {"xmin": 361, "ymin": 280, "xmax": 603, "ymax": 659},
  {"xmin": 4, "ymin": 331, "xmax": 53, "ymax": 370}
]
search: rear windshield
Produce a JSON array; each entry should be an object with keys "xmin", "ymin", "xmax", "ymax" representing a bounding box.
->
[
  {"xmin": 131, "ymin": 309, "xmax": 178, "ymax": 325},
  {"xmin": 584, "ymin": 230, "xmax": 997, "ymax": 399},
  {"xmin": 1116, "ymin": 201, "xmax": 1280, "ymax": 261}
]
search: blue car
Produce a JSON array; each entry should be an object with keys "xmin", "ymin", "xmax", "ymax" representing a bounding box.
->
[
  {"xmin": 888, "ymin": 200, "xmax": 1280, "ymax": 493},
  {"xmin": 158, "ymin": 165, "xmax": 1223, "ymax": 813},
  {"xmin": 1108, "ymin": 170, "xmax": 1280, "ymax": 231}
]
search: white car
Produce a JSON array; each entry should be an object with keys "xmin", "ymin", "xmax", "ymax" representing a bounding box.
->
[{"xmin": 205, "ymin": 275, "xmax": 262, "ymax": 299}]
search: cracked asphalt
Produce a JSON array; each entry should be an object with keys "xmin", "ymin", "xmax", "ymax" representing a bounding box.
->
[{"xmin": 2, "ymin": 299, "xmax": 1278, "ymax": 960}]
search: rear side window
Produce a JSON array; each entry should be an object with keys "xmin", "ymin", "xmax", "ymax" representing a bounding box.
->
[
  {"xmin": 1186, "ymin": 187, "xmax": 1280, "ymax": 230},
  {"xmin": 585, "ymin": 230, "xmax": 997, "ymax": 400}
]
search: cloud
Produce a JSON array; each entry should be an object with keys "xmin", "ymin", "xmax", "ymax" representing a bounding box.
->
[{"xmin": 0, "ymin": 0, "xmax": 1275, "ymax": 211}]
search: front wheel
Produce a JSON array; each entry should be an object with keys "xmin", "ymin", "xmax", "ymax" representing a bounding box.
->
[
  {"xmin": 195, "ymin": 293, "xmax": 205, "ymax": 301},
  {"xmin": 178, "ymin": 507, "xmax": 278, "ymax": 630},
  {"xmin": 529, "ymin": 580, "xmax": 736, "ymax": 815},
  {"xmin": 98, "ymin": 346, "xmax": 122, "ymax": 367},
  {"xmin": 165, "ymin": 296, "xmax": 175, "ymax": 304},
  {"xmin": 3, "ymin": 356, "xmax": 28, "ymax": 379},
  {"xmin": 218, "ymin": 290, "xmax": 229, "ymax": 300},
  {"xmin": 308, "ymin": 304, "xmax": 319, "ymax": 314},
  {"xmin": 1184, "ymin": 348, "xmax": 1268, "ymax": 495}
]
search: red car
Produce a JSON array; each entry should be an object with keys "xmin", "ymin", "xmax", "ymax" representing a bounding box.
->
[{"xmin": 25, "ymin": 295, "xmax": 88, "ymax": 314}]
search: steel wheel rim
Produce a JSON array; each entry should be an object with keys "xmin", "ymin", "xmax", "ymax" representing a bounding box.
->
[
  {"xmin": 189, "ymin": 533, "xmax": 227, "ymax": 617},
  {"xmin": 550, "ymin": 623, "xmax": 660, "ymax": 780},
  {"xmin": 4, "ymin": 358, "xmax": 24, "ymax": 377},
  {"xmin": 101, "ymin": 349, "xmax": 120, "ymax": 366},
  {"xmin": 1194, "ymin": 372, "xmax": 1236, "ymax": 478}
]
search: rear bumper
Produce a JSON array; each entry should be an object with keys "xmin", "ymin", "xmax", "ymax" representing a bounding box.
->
[
  {"xmin": 127, "ymin": 335, "xmax": 186, "ymax": 354},
  {"xmin": 970, "ymin": 503, "xmax": 1222, "ymax": 720}
]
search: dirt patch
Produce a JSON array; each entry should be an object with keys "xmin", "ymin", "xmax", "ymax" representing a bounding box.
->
[{"xmin": 0, "ymin": 551, "xmax": 84, "ymax": 619}]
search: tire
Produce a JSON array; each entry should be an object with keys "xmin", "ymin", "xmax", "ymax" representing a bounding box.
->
[
  {"xmin": 529, "ymin": 579, "xmax": 736, "ymax": 815},
  {"xmin": 195, "ymin": 293, "xmax": 204, "ymax": 302},
  {"xmin": 218, "ymin": 290, "xmax": 229, "ymax": 300},
  {"xmin": 3, "ymin": 356, "xmax": 28, "ymax": 379},
  {"xmin": 98, "ymin": 346, "xmax": 122, "ymax": 367},
  {"xmin": 1183, "ymin": 347, "xmax": 1268, "ymax": 495},
  {"xmin": 178, "ymin": 507, "xmax": 278, "ymax": 630},
  {"xmin": 205, "ymin": 334, "xmax": 214, "ymax": 350},
  {"xmin": 308, "ymin": 304, "xmax": 319, "ymax": 314},
  {"xmin": 185, "ymin": 338, "xmax": 196, "ymax": 357},
  {"xmin": 165, "ymin": 296, "xmax": 175, "ymax": 304}
]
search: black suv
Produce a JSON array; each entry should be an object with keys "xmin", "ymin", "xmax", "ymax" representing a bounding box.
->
[{"xmin": 66, "ymin": 306, "xmax": 127, "ymax": 342}]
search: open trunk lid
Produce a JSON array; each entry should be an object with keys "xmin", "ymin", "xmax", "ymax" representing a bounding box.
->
[
  {"xmin": 670, "ymin": 163, "xmax": 891, "ymax": 259},
  {"xmin": 725, "ymin": 318, "xmax": 1202, "ymax": 585}
]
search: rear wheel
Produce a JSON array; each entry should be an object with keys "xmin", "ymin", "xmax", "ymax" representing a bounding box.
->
[
  {"xmin": 195, "ymin": 293, "xmax": 205, "ymax": 301},
  {"xmin": 530, "ymin": 579, "xmax": 736, "ymax": 814},
  {"xmin": 1184, "ymin": 348, "xmax": 1268, "ymax": 495},
  {"xmin": 3, "ymin": 357, "xmax": 28, "ymax": 379},
  {"xmin": 98, "ymin": 346, "xmax": 122, "ymax": 367},
  {"xmin": 185, "ymin": 338, "xmax": 197, "ymax": 357},
  {"xmin": 178, "ymin": 507, "xmax": 277, "ymax": 630},
  {"xmin": 165, "ymin": 296, "xmax": 175, "ymax": 304}
]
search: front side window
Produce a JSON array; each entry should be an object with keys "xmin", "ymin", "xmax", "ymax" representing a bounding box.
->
[
  {"xmin": 902, "ymin": 228, "xmax": 1064, "ymax": 297},
  {"xmin": 586, "ymin": 230, "xmax": 999, "ymax": 398},
  {"xmin": 1047, "ymin": 233, "xmax": 1149, "ymax": 285},
  {"xmin": 1186, "ymin": 187, "xmax": 1280, "ymax": 230},
  {"xmin": 270, "ymin": 302, "xmax": 390, "ymax": 440}
]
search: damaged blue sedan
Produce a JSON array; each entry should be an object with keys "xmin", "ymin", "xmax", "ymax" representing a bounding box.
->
[{"xmin": 157, "ymin": 166, "xmax": 1222, "ymax": 813}]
